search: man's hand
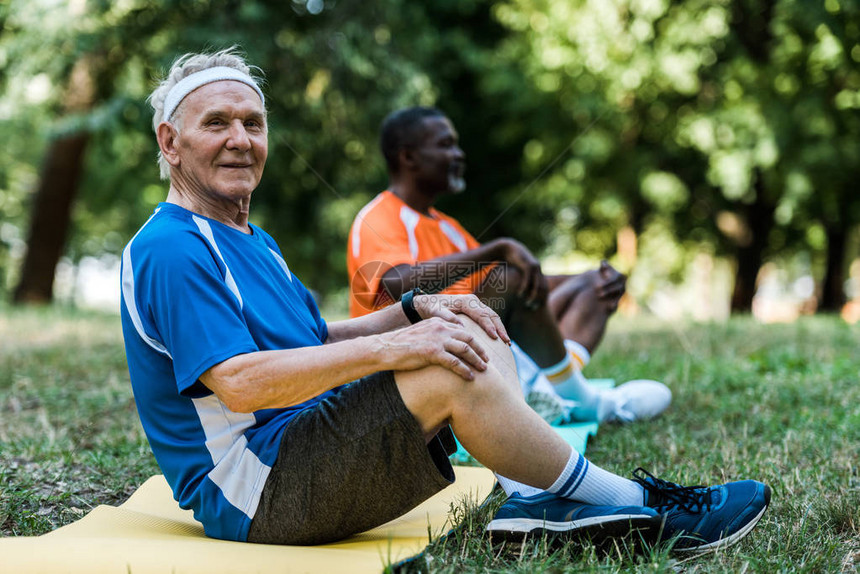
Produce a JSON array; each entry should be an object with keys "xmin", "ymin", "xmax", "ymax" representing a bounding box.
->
[
  {"xmin": 376, "ymin": 315, "xmax": 496, "ymax": 381},
  {"xmin": 494, "ymin": 238, "xmax": 548, "ymax": 309},
  {"xmin": 413, "ymin": 293, "xmax": 510, "ymax": 345}
]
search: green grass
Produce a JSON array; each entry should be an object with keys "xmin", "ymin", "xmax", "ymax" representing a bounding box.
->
[
  {"xmin": 407, "ymin": 316, "xmax": 860, "ymax": 573},
  {"xmin": 0, "ymin": 305, "xmax": 158, "ymax": 537},
  {"xmin": 1, "ymin": 306, "xmax": 859, "ymax": 572}
]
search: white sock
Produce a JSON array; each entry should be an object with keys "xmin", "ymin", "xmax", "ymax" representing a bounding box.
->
[
  {"xmin": 565, "ymin": 339, "xmax": 591, "ymax": 370},
  {"xmin": 495, "ymin": 473, "xmax": 543, "ymax": 497},
  {"xmin": 541, "ymin": 355, "xmax": 601, "ymax": 419},
  {"xmin": 547, "ymin": 448, "xmax": 645, "ymax": 507}
]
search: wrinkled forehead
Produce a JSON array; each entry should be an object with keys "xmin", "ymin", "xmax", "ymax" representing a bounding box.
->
[{"xmin": 181, "ymin": 80, "xmax": 266, "ymax": 117}]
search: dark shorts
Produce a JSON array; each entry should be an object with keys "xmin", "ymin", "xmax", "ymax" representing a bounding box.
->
[{"xmin": 246, "ymin": 371, "xmax": 456, "ymax": 545}]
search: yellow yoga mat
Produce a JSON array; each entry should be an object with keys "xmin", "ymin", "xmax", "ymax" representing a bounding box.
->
[{"xmin": 0, "ymin": 466, "xmax": 496, "ymax": 574}]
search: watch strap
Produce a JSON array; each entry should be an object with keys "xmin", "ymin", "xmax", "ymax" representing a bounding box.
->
[{"xmin": 401, "ymin": 288, "xmax": 424, "ymax": 324}]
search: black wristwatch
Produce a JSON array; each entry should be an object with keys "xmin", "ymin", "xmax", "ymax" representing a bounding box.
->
[{"xmin": 400, "ymin": 287, "xmax": 425, "ymax": 324}]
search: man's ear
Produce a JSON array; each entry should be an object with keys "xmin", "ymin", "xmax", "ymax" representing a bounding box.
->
[
  {"xmin": 156, "ymin": 122, "xmax": 181, "ymax": 168},
  {"xmin": 398, "ymin": 147, "xmax": 417, "ymax": 171}
]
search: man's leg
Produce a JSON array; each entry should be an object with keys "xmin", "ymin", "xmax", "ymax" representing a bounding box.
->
[
  {"xmin": 477, "ymin": 264, "xmax": 566, "ymax": 368},
  {"xmin": 546, "ymin": 271, "xmax": 673, "ymax": 423},
  {"xmin": 247, "ymin": 370, "xmax": 455, "ymax": 545},
  {"xmin": 396, "ymin": 318, "xmax": 770, "ymax": 555},
  {"xmin": 394, "ymin": 318, "xmax": 565, "ymax": 488},
  {"xmin": 477, "ymin": 265, "xmax": 609, "ymax": 419},
  {"xmin": 547, "ymin": 272, "xmax": 616, "ymax": 354},
  {"xmin": 394, "ymin": 317, "xmax": 641, "ymax": 502}
]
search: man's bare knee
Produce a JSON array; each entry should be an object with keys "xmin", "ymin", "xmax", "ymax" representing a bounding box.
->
[
  {"xmin": 457, "ymin": 316, "xmax": 517, "ymax": 381},
  {"xmin": 393, "ymin": 317, "xmax": 519, "ymax": 440}
]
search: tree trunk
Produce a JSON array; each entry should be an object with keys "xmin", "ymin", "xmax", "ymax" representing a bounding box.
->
[
  {"xmin": 730, "ymin": 240, "xmax": 763, "ymax": 313},
  {"xmin": 12, "ymin": 133, "xmax": 90, "ymax": 303},
  {"xmin": 820, "ymin": 227, "xmax": 847, "ymax": 312},
  {"xmin": 730, "ymin": 174, "xmax": 774, "ymax": 312},
  {"xmin": 727, "ymin": 1, "xmax": 776, "ymax": 313},
  {"xmin": 12, "ymin": 56, "xmax": 98, "ymax": 305}
]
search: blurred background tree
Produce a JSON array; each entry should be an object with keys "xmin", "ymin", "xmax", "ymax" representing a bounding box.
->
[
  {"xmin": 485, "ymin": 0, "xmax": 860, "ymax": 312},
  {"xmin": 1, "ymin": 0, "xmax": 858, "ymax": 317}
]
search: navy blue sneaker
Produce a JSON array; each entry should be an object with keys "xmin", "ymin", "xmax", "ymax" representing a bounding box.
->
[
  {"xmin": 486, "ymin": 491, "xmax": 662, "ymax": 547},
  {"xmin": 633, "ymin": 468, "xmax": 771, "ymax": 554}
]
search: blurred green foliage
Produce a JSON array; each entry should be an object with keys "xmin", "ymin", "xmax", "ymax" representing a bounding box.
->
[{"xmin": 1, "ymin": 0, "xmax": 858, "ymax": 308}]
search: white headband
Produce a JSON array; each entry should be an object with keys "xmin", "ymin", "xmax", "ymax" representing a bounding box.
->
[{"xmin": 162, "ymin": 66, "xmax": 264, "ymax": 123}]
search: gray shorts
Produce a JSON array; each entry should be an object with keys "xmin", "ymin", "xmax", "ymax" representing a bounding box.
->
[{"xmin": 246, "ymin": 371, "xmax": 456, "ymax": 545}]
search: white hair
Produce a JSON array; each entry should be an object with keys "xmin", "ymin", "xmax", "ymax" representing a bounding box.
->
[{"xmin": 147, "ymin": 47, "xmax": 266, "ymax": 180}]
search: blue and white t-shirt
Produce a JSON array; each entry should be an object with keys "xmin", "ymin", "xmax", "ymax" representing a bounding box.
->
[{"xmin": 120, "ymin": 203, "xmax": 333, "ymax": 541}]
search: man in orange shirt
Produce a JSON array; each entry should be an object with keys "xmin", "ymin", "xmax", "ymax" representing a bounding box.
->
[{"xmin": 348, "ymin": 107, "xmax": 671, "ymax": 436}]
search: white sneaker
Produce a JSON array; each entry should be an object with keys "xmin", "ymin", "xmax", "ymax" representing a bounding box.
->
[
  {"xmin": 511, "ymin": 341, "xmax": 672, "ymax": 424},
  {"xmin": 596, "ymin": 379, "xmax": 672, "ymax": 423}
]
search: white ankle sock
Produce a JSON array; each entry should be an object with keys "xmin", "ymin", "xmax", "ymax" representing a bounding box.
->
[
  {"xmin": 565, "ymin": 339, "xmax": 591, "ymax": 370},
  {"xmin": 547, "ymin": 449, "xmax": 645, "ymax": 507},
  {"xmin": 541, "ymin": 355, "xmax": 601, "ymax": 419},
  {"xmin": 495, "ymin": 473, "xmax": 543, "ymax": 497}
]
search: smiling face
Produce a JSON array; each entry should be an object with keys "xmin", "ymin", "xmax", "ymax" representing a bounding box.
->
[
  {"xmin": 159, "ymin": 80, "xmax": 268, "ymax": 222},
  {"xmin": 412, "ymin": 116, "xmax": 466, "ymax": 196}
]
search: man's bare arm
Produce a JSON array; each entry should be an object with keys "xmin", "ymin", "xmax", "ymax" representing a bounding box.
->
[
  {"xmin": 379, "ymin": 237, "xmax": 545, "ymax": 305},
  {"xmin": 202, "ymin": 295, "xmax": 509, "ymax": 413},
  {"xmin": 379, "ymin": 241, "xmax": 506, "ymax": 300},
  {"xmin": 202, "ymin": 318, "xmax": 488, "ymax": 413}
]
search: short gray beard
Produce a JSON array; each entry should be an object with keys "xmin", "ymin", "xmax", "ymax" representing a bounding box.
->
[{"xmin": 448, "ymin": 175, "xmax": 466, "ymax": 194}]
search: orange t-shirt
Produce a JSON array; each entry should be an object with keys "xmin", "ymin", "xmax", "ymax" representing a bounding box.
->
[{"xmin": 347, "ymin": 191, "xmax": 494, "ymax": 317}]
